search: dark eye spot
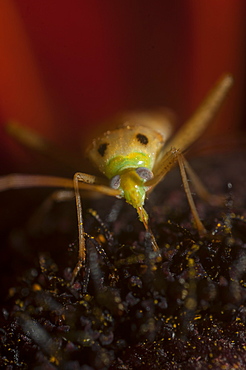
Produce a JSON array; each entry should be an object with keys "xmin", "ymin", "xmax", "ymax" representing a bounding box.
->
[
  {"xmin": 136, "ymin": 133, "xmax": 148, "ymax": 145},
  {"xmin": 98, "ymin": 143, "xmax": 109, "ymax": 157}
]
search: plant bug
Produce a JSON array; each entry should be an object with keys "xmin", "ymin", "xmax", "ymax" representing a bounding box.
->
[{"xmin": 0, "ymin": 74, "xmax": 233, "ymax": 283}]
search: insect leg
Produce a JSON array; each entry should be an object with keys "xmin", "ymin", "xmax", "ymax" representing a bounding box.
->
[
  {"xmin": 146, "ymin": 148, "xmax": 180, "ymax": 190},
  {"xmin": 182, "ymin": 158, "xmax": 224, "ymax": 206},
  {"xmin": 148, "ymin": 148, "xmax": 206, "ymax": 235},
  {"xmin": 72, "ymin": 172, "xmax": 121, "ymax": 284},
  {"xmin": 0, "ymin": 173, "xmax": 120, "ymax": 194},
  {"xmin": 177, "ymin": 153, "xmax": 207, "ymax": 235},
  {"xmin": 0, "ymin": 173, "xmax": 120, "ymax": 283}
]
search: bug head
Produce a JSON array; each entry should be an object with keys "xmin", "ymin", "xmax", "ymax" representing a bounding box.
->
[{"xmin": 86, "ymin": 124, "xmax": 166, "ymax": 178}]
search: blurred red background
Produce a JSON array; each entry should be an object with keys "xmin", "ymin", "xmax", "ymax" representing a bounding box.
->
[{"xmin": 0, "ymin": 0, "xmax": 245, "ymax": 174}]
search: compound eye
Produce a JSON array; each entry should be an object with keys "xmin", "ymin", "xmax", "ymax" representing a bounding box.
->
[
  {"xmin": 110, "ymin": 175, "xmax": 121, "ymax": 189},
  {"xmin": 135, "ymin": 167, "xmax": 153, "ymax": 182}
]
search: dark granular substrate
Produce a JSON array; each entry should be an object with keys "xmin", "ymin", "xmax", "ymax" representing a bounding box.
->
[{"xmin": 0, "ymin": 153, "xmax": 246, "ymax": 369}]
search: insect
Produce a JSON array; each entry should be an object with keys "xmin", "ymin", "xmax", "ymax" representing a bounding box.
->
[{"xmin": 0, "ymin": 74, "xmax": 233, "ymax": 283}]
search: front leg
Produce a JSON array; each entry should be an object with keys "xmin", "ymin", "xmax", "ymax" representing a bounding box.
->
[
  {"xmin": 71, "ymin": 172, "xmax": 121, "ymax": 284},
  {"xmin": 147, "ymin": 148, "xmax": 207, "ymax": 235},
  {"xmin": 0, "ymin": 172, "xmax": 120, "ymax": 284}
]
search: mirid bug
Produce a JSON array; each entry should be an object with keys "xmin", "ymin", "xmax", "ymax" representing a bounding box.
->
[{"xmin": 0, "ymin": 74, "xmax": 233, "ymax": 282}]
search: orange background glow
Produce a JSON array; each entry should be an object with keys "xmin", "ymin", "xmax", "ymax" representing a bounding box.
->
[{"xmin": 0, "ymin": 0, "xmax": 245, "ymax": 173}]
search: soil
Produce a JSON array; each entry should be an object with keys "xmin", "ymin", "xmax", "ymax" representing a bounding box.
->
[{"xmin": 0, "ymin": 152, "xmax": 245, "ymax": 369}]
